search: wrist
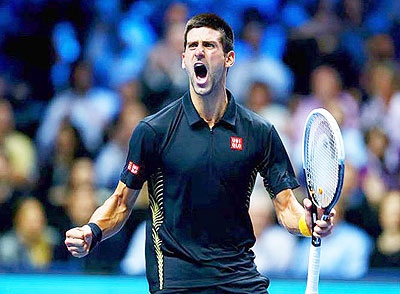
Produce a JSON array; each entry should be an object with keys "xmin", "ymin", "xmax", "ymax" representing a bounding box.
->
[
  {"xmin": 87, "ymin": 222, "xmax": 103, "ymax": 252},
  {"xmin": 299, "ymin": 214, "xmax": 312, "ymax": 237}
]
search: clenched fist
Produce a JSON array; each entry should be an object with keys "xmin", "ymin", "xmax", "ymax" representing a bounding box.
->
[{"xmin": 65, "ymin": 225, "xmax": 93, "ymax": 258}]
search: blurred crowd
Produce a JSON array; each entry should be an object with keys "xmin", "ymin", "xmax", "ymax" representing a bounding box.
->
[{"xmin": 0, "ymin": 0, "xmax": 399, "ymax": 279}]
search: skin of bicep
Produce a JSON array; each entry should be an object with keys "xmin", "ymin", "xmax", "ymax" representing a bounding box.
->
[
  {"xmin": 273, "ymin": 189, "xmax": 305, "ymax": 235},
  {"xmin": 89, "ymin": 181, "xmax": 141, "ymax": 240}
]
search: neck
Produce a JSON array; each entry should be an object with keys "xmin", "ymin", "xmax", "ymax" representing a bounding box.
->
[{"xmin": 190, "ymin": 85, "xmax": 228, "ymax": 129}]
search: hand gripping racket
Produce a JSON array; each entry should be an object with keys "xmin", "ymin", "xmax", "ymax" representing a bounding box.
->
[{"xmin": 302, "ymin": 108, "xmax": 345, "ymax": 294}]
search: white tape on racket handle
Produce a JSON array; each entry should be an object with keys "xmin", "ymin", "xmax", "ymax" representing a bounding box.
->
[{"xmin": 305, "ymin": 244, "xmax": 321, "ymax": 294}]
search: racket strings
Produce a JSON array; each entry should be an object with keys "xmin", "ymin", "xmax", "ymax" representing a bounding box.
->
[{"xmin": 305, "ymin": 115, "xmax": 339, "ymax": 208}]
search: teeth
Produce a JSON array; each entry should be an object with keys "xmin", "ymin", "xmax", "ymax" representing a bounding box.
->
[{"xmin": 194, "ymin": 64, "xmax": 204, "ymax": 70}]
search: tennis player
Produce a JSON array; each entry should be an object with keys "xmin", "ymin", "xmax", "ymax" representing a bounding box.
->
[{"xmin": 65, "ymin": 14, "xmax": 335, "ymax": 294}]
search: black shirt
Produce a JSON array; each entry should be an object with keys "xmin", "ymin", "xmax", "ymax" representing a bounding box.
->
[{"xmin": 120, "ymin": 90, "xmax": 299, "ymax": 292}]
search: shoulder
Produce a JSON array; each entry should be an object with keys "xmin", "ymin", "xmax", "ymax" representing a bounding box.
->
[
  {"xmin": 6, "ymin": 131, "xmax": 33, "ymax": 146},
  {"xmin": 141, "ymin": 97, "xmax": 183, "ymax": 132},
  {"xmin": 236, "ymin": 103, "xmax": 274, "ymax": 131}
]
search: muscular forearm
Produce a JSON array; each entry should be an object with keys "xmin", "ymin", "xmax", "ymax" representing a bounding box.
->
[
  {"xmin": 273, "ymin": 189, "xmax": 305, "ymax": 235},
  {"xmin": 65, "ymin": 181, "xmax": 140, "ymax": 258},
  {"xmin": 89, "ymin": 181, "xmax": 140, "ymax": 241}
]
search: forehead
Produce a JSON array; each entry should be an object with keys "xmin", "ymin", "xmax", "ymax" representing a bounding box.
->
[{"xmin": 186, "ymin": 27, "xmax": 222, "ymax": 43}]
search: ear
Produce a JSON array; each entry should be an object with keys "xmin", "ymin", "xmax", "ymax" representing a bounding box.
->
[
  {"xmin": 225, "ymin": 51, "xmax": 235, "ymax": 68},
  {"xmin": 181, "ymin": 52, "xmax": 186, "ymax": 70}
]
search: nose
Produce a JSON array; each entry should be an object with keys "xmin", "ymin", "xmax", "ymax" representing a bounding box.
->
[{"xmin": 195, "ymin": 44, "xmax": 205, "ymax": 58}]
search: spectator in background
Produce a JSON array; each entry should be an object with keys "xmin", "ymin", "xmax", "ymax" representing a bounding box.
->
[
  {"xmin": 292, "ymin": 198, "xmax": 372, "ymax": 279},
  {"xmin": 245, "ymin": 81, "xmax": 291, "ymax": 154},
  {"xmin": 227, "ymin": 10, "xmax": 294, "ymax": 104},
  {"xmin": 328, "ymin": 99, "xmax": 367, "ymax": 169},
  {"xmin": 246, "ymin": 81, "xmax": 289, "ymax": 136},
  {"xmin": 291, "ymin": 65, "xmax": 359, "ymax": 140},
  {"xmin": 95, "ymin": 102, "xmax": 147, "ymax": 191},
  {"xmin": 249, "ymin": 187, "xmax": 297, "ymax": 276},
  {"xmin": 295, "ymin": 0, "xmax": 341, "ymax": 49},
  {"xmin": 0, "ymin": 99, "xmax": 37, "ymax": 189},
  {"xmin": 117, "ymin": 79, "xmax": 144, "ymax": 108},
  {"xmin": 360, "ymin": 168, "xmax": 387, "ymax": 218},
  {"xmin": 0, "ymin": 197, "xmax": 58, "ymax": 271},
  {"xmin": 283, "ymin": 0, "xmax": 358, "ymax": 94},
  {"xmin": 37, "ymin": 121, "xmax": 88, "ymax": 207},
  {"xmin": 342, "ymin": 161, "xmax": 381, "ymax": 239},
  {"xmin": 49, "ymin": 157, "xmax": 109, "ymax": 207},
  {"xmin": 36, "ymin": 60, "xmax": 121, "ymax": 161},
  {"xmin": 363, "ymin": 127, "xmax": 397, "ymax": 190},
  {"xmin": 0, "ymin": 150, "xmax": 19, "ymax": 234},
  {"xmin": 142, "ymin": 20, "xmax": 187, "ymax": 113},
  {"xmin": 290, "ymin": 65, "xmax": 362, "ymax": 168},
  {"xmin": 359, "ymin": 33, "xmax": 396, "ymax": 106},
  {"xmin": 163, "ymin": 1, "xmax": 188, "ymax": 28},
  {"xmin": 8, "ymin": 80, "xmax": 44, "ymax": 138},
  {"xmin": 371, "ymin": 191, "xmax": 400, "ymax": 268},
  {"xmin": 363, "ymin": 34, "xmax": 396, "ymax": 72},
  {"xmin": 360, "ymin": 62, "xmax": 400, "ymax": 186}
]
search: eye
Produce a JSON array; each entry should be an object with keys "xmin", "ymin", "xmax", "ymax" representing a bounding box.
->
[
  {"xmin": 204, "ymin": 42, "xmax": 215, "ymax": 48},
  {"xmin": 188, "ymin": 42, "xmax": 198, "ymax": 49}
]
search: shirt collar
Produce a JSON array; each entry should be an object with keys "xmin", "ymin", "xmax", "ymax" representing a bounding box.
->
[{"xmin": 182, "ymin": 89, "xmax": 237, "ymax": 128}]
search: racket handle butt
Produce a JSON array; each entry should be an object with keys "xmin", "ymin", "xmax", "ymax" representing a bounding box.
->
[{"xmin": 305, "ymin": 244, "xmax": 321, "ymax": 294}]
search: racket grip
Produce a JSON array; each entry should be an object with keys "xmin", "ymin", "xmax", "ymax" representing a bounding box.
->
[{"xmin": 305, "ymin": 244, "xmax": 321, "ymax": 294}]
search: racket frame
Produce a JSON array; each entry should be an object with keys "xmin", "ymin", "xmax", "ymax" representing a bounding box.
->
[
  {"xmin": 302, "ymin": 107, "xmax": 345, "ymax": 224},
  {"xmin": 302, "ymin": 108, "xmax": 345, "ymax": 294}
]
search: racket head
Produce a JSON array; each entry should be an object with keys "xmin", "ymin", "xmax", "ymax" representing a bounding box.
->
[{"xmin": 302, "ymin": 108, "xmax": 345, "ymax": 214}]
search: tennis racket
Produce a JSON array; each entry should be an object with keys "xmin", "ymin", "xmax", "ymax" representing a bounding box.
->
[{"xmin": 302, "ymin": 108, "xmax": 345, "ymax": 294}]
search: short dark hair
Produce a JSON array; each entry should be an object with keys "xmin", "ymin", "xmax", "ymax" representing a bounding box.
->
[{"xmin": 183, "ymin": 13, "xmax": 234, "ymax": 54}]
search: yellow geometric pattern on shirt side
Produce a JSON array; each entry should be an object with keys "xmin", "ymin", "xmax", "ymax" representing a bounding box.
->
[
  {"xmin": 149, "ymin": 168, "xmax": 164, "ymax": 290},
  {"xmin": 245, "ymin": 167, "xmax": 258, "ymax": 209}
]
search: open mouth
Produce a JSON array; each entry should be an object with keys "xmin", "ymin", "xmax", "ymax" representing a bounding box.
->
[{"xmin": 194, "ymin": 63, "xmax": 208, "ymax": 81}]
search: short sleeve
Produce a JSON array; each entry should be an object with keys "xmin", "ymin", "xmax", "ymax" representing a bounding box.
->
[
  {"xmin": 120, "ymin": 122, "xmax": 157, "ymax": 190},
  {"xmin": 258, "ymin": 126, "xmax": 299, "ymax": 198}
]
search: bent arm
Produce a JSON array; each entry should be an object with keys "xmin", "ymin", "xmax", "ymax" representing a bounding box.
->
[
  {"xmin": 89, "ymin": 180, "xmax": 141, "ymax": 241},
  {"xmin": 273, "ymin": 189, "xmax": 305, "ymax": 235}
]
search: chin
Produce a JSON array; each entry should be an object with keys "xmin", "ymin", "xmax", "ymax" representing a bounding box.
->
[
  {"xmin": 191, "ymin": 79, "xmax": 212, "ymax": 96},
  {"xmin": 194, "ymin": 87, "xmax": 212, "ymax": 96}
]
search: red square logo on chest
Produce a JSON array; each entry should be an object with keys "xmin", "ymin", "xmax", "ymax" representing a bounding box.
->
[
  {"xmin": 231, "ymin": 137, "xmax": 243, "ymax": 150},
  {"xmin": 128, "ymin": 161, "xmax": 140, "ymax": 175}
]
